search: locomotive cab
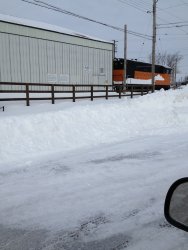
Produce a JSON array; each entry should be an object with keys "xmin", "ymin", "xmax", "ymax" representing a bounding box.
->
[{"xmin": 113, "ymin": 58, "xmax": 172, "ymax": 90}]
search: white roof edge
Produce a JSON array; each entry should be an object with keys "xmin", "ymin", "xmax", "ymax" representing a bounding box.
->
[{"xmin": 0, "ymin": 14, "xmax": 112, "ymax": 44}]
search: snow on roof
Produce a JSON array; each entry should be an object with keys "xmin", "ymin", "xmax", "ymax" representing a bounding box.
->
[{"xmin": 0, "ymin": 14, "xmax": 111, "ymax": 43}]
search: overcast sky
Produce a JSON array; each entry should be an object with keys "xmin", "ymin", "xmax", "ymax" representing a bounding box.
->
[{"xmin": 1, "ymin": 0, "xmax": 188, "ymax": 79}]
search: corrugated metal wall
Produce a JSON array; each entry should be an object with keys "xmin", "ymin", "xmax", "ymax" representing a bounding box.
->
[{"xmin": 0, "ymin": 21, "xmax": 113, "ymax": 91}]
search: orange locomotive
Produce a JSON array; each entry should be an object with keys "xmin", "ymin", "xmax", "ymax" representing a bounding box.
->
[{"xmin": 113, "ymin": 58, "xmax": 172, "ymax": 90}]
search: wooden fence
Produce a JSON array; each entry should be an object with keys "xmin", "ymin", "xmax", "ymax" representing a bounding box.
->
[
  {"xmin": 0, "ymin": 82, "xmax": 153, "ymax": 106},
  {"xmin": 0, "ymin": 106, "xmax": 4, "ymax": 111}
]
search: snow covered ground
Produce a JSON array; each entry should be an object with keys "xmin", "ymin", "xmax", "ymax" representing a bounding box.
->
[{"xmin": 1, "ymin": 87, "xmax": 188, "ymax": 249}]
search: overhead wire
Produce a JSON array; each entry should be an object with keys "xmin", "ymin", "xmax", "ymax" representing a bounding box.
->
[
  {"xmin": 137, "ymin": 15, "xmax": 152, "ymax": 61},
  {"xmin": 117, "ymin": 0, "xmax": 151, "ymax": 13},
  {"xmin": 117, "ymin": 0, "xmax": 146, "ymax": 13},
  {"xmin": 157, "ymin": 16, "xmax": 188, "ymax": 38},
  {"xmin": 21, "ymin": 0, "xmax": 152, "ymax": 40},
  {"xmin": 158, "ymin": 21, "xmax": 188, "ymax": 26},
  {"xmin": 162, "ymin": 3, "xmax": 186, "ymax": 10},
  {"xmin": 157, "ymin": 4, "xmax": 188, "ymax": 35},
  {"xmin": 157, "ymin": 5, "xmax": 187, "ymax": 23},
  {"xmin": 124, "ymin": 0, "xmax": 152, "ymax": 9},
  {"xmin": 117, "ymin": 0, "xmax": 187, "ymax": 64},
  {"xmin": 180, "ymin": 0, "xmax": 188, "ymax": 5},
  {"xmin": 157, "ymin": 24, "xmax": 188, "ymax": 29}
]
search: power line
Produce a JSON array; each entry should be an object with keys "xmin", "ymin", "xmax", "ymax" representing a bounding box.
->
[
  {"xmin": 157, "ymin": 14, "xmax": 188, "ymax": 35},
  {"xmin": 117, "ymin": 0, "xmax": 151, "ymax": 13},
  {"xmin": 118, "ymin": 0, "xmax": 153, "ymax": 14},
  {"xmin": 157, "ymin": 5, "xmax": 187, "ymax": 23},
  {"xmin": 21, "ymin": 0, "xmax": 152, "ymax": 40},
  {"xmin": 125, "ymin": 0, "xmax": 151, "ymax": 10},
  {"xmin": 158, "ymin": 21, "xmax": 188, "ymax": 26},
  {"xmin": 157, "ymin": 4, "xmax": 188, "ymax": 34},
  {"xmin": 158, "ymin": 33, "xmax": 188, "ymax": 38},
  {"xmin": 157, "ymin": 24, "xmax": 188, "ymax": 29},
  {"xmin": 162, "ymin": 3, "xmax": 187, "ymax": 10},
  {"xmin": 138, "ymin": 15, "xmax": 152, "ymax": 60}
]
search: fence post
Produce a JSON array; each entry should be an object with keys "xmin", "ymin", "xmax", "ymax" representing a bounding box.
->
[
  {"xmin": 51, "ymin": 84, "xmax": 55, "ymax": 104},
  {"xmin": 141, "ymin": 85, "xmax": 143, "ymax": 96},
  {"xmin": 106, "ymin": 85, "xmax": 108, "ymax": 100},
  {"xmin": 0, "ymin": 106, "xmax": 4, "ymax": 112},
  {"xmin": 147, "ymin": 86, "xmax": 149, "ymax": 94},
  {"xmin": 119, "ymin": 88, "xmax": 122, "ymax": 99},
  {"xmin": 26, "ymin": 83, "xmax": 30, "ymax": 106},
  {"xmin": 91, "ymin": 85, "xmax": 93, "ymax": 101},
  {"xmin": 131, "ymin": 85, "xmax": 133, "ymax": 98},
  {"xmin": 72, "ymin": 85, "xmax": 75, "ymax": 102}
]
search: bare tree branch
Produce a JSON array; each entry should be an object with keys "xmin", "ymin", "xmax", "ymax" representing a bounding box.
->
[{"xmin": 149, "ymin": 51, "xmax": 183, "ymax": 73}]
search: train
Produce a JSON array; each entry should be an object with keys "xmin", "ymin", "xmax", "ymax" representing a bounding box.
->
[{"xmin": 113, "ymin": 58, "xmax": 172, "ymax": 90}]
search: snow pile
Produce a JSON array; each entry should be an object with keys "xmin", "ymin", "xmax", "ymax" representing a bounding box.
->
[
  {"xmin": 1, "ymin": 86, "xmax": 188, "ymax": 164},
  {"xmin": 1, "ymin": 87, "xmax": 188, "ymax": 249},
  {"xmin": 126, "ymin": 74, "xmax": 164, "ymax": 84},
  {"xmin": 155, "ymin": 74, "xmax": 165, "ymax": 81}
]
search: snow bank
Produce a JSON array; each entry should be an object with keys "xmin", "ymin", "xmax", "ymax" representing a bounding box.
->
[
  {"xmin": 1, "ymin": 86, "xmax": 188, "ymax": 163},
  {"xmin": 1, "ymin": 87, "xmax": 188, "ymax": 249}
]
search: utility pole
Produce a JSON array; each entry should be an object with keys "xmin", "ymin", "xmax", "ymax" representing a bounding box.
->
[
  {"xmin": 174, "ymin": 58, "xmax": 177, "ymax": 84},
  {"xmin": 174, "ymin": 58, "xmax": 178, "ymax": 87},
  {"xmin": 112, "ymin": 40, "xmax": 118, "ymax": 59},
  {"xmin": 124, "ymin": 24, "xmax": 127, "ymax": 86},
  {"xmin": 151, "ymin": 0, "xmax": 157, "ymax": 92}
]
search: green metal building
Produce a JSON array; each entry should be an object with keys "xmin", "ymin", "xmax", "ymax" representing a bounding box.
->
[{"xmin": 0, "ymin": 14, "xmax": 113, "ymax": 89}]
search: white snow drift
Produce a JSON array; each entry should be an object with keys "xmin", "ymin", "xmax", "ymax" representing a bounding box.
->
[
  {"xmin": 1, "ymin": 87, "xmax": 188, "ymax": 163},
  {"xmin": 1, "ymin": 86, "xmax": 188, "ymax": 250}
]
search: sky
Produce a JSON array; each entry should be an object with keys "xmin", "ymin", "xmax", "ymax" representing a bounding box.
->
[{"xmin": 1, "ymin": 0, "xmax": 188, "ymax": 80}]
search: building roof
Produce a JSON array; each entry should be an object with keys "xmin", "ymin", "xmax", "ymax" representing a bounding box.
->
[
  {"xmin": 114, "ymin": 58, "xmax": 172, "ymax": 70},
  {"xmin": 0, "ymin": 14, "xmax": 111, "ymax": 44}
]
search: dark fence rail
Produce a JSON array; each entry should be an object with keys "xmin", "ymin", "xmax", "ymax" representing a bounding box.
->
[{"xmin": 0, "ymin": 82, "xmax": 153, "ymax": 106}]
